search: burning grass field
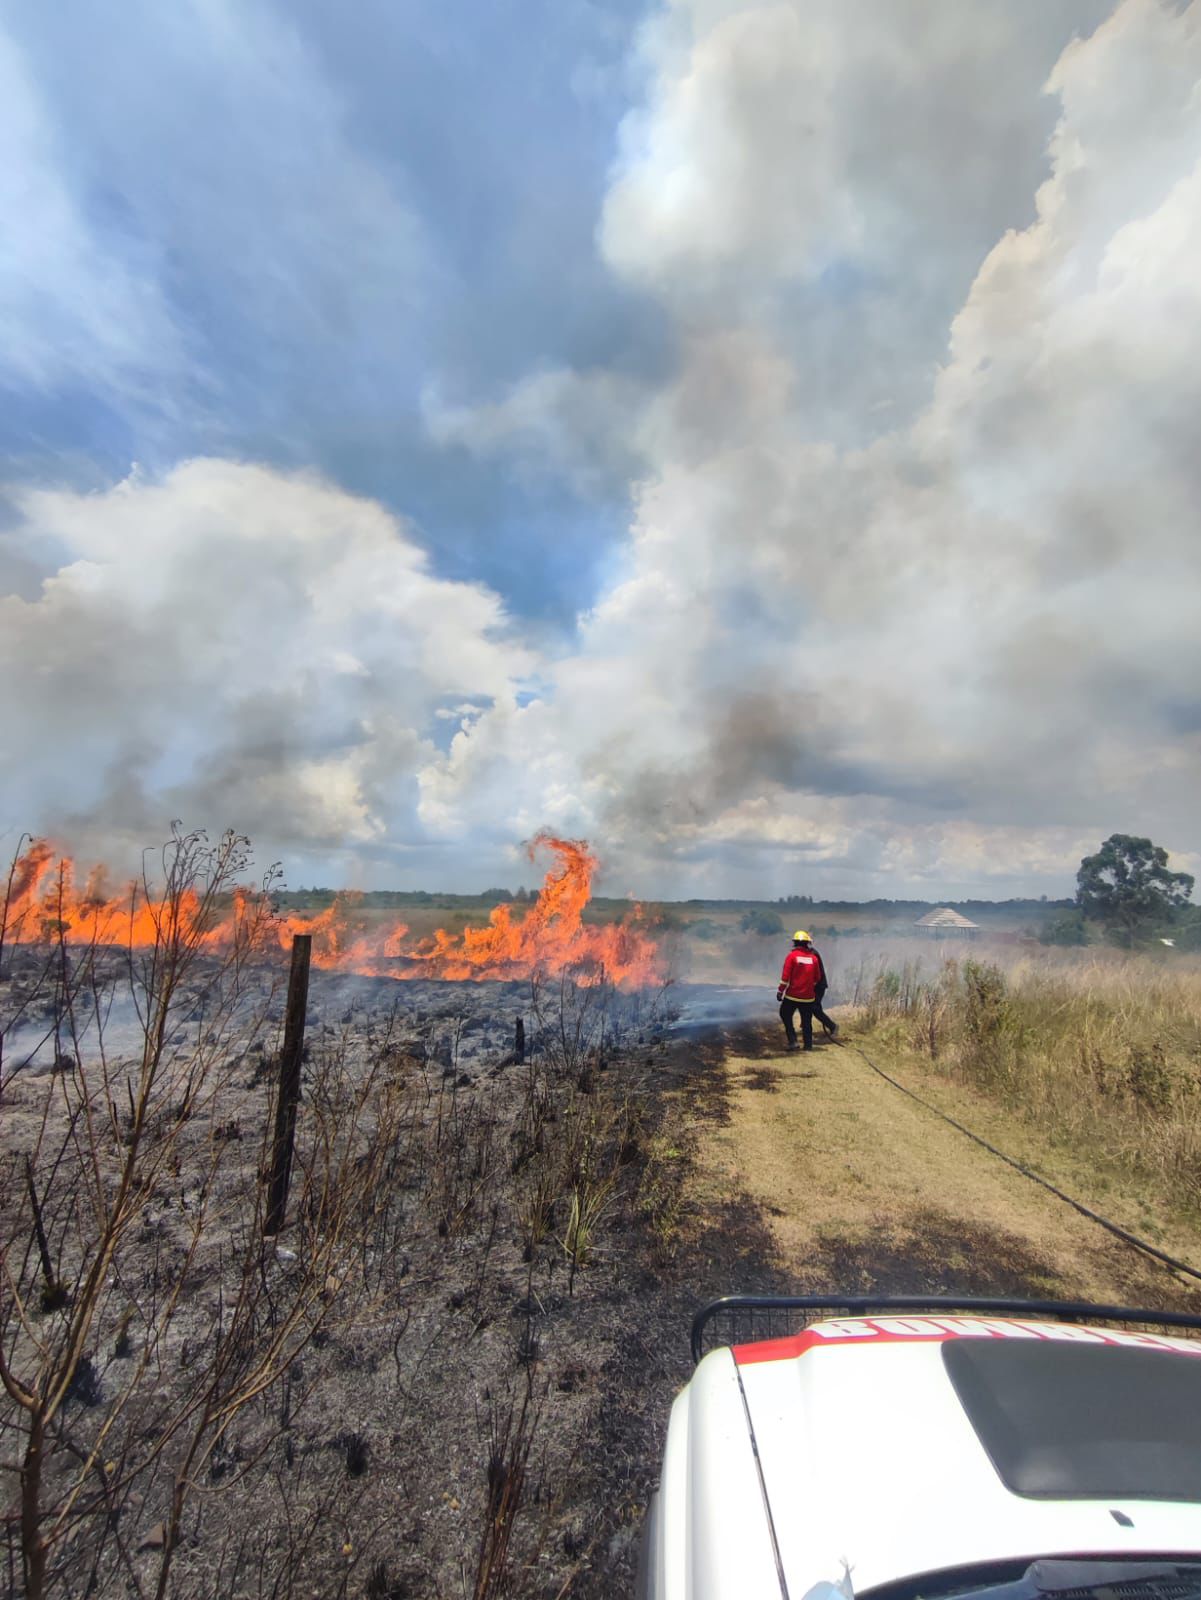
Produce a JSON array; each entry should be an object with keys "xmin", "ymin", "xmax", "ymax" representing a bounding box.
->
[{"xmin": 5, "ymin": 832, "xmax": 662, "ymax": 990}]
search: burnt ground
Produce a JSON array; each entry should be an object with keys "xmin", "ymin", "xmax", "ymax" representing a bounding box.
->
[{"xmin": 1, "ymin": 959, "xmax": 783, "ymax": 1600}]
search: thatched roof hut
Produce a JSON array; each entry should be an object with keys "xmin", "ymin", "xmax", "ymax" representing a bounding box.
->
[{"xmin": 915, "ymin": 907, "xmax": 979, "ymax": 937}]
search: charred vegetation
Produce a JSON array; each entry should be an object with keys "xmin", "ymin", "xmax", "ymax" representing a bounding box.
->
[{"xmin": 0, "ymin": 829, "xmax": 696, "ymax": 1599}]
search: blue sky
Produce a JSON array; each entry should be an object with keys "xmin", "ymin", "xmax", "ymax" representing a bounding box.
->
[{"xmin": 3, "ymin": 0, "xmax": 1200, "ymax": 899}]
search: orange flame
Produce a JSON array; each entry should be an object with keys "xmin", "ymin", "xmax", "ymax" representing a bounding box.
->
[{"xmin": 2, "ymin": 832, "xmax": 661, "ymax": 989}]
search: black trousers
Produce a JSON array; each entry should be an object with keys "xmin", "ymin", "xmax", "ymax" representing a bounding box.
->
[{"xmin": 780, "ymin": 999, "xmax": 814, "ymax": 1048}]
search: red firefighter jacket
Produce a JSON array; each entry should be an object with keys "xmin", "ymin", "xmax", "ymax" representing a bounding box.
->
[{"xmin": 778, "ymin": 947, "xmax": 825, "ymax": 1002}]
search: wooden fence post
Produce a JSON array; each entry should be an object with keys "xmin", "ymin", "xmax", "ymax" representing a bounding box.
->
[
  {"xmin": 514, "ymin": 1017, "xmax": 525, "ymax": 1064},
  {"xmin": 264, "ymin": 934, "xmax": 312, "ymax": 1238}
]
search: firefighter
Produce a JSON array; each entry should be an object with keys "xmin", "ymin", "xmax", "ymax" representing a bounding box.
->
[{"xmin": 777, "ymin": 931, "xmax": 837, "ymax": 1051}]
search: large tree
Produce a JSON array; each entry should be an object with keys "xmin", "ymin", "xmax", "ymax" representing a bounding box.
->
[{"xmin": 1076, "ymin": 834, "xmax": 1194, "ymax": 947}]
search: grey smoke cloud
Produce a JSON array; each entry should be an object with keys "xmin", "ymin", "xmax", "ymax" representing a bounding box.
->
[{"xmin": 424, "ymin": 0, "xmax": 1201, "ymax": 893}]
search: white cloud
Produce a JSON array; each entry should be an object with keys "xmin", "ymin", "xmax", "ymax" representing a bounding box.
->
[
  {"xmin": 0, "ymin": 461, "xmax": 532, "ymax": 872},
  {"xmin": 422, "ymin": 367, "xmax": 650, "ymax": 497},
  {"xmin": 602, "ymin": 3, "xmax": 852, "ymax": 286}
]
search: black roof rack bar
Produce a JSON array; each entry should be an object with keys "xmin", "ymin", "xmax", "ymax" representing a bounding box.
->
[{"xmin": 690, "ymin": 1294, "xmax": 1201, "ymax": 1365}]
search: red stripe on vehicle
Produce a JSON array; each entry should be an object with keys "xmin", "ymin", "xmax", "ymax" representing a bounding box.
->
[{"xmin": 731, "ymin": 1317, "xmax": 1201, "ymax": 1364}]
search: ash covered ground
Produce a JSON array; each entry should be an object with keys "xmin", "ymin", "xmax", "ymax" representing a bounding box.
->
[{"xmin": 2, "ymin": 943, "xmax": 770, "ymax": 1599}]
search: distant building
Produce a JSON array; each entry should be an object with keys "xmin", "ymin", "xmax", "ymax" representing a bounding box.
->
[{"xmin": 915, "ymin": 907, "xmax": 979, "ymax": 938}]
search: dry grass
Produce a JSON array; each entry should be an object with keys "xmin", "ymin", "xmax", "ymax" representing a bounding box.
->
[{"xmin": 852, "ymin": 952, "xmax": 1201, "ymax": 1219}]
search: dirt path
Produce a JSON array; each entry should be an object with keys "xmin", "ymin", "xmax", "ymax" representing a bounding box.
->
[{"xmin": 686, "ymin": 1020, "xmax": 1201, "ymax": 1311}]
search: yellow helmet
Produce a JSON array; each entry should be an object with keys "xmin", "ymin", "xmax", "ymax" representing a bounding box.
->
[{"xmin": 793, "ymin": 929, "xmax": 812, "ymax": 943}]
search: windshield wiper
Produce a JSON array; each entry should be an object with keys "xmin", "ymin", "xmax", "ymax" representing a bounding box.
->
[
  {"xmin": 869, "ymin": 1558, "xmax": 1201, "ymax": 1600},
  {"xmin": 967, "ymin": 1559, "xmax": 1201, "ymax": 1600}
]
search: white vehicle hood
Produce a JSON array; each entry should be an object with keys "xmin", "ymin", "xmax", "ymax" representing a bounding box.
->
[{"xmin": 681, "ymin": 1316, "xmax": 1201, "ymax": 1600}]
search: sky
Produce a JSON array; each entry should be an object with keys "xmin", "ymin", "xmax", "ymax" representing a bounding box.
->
[{"xmin": 2, "ymin": 0, "xmax": 1200, "ymax": 900}]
